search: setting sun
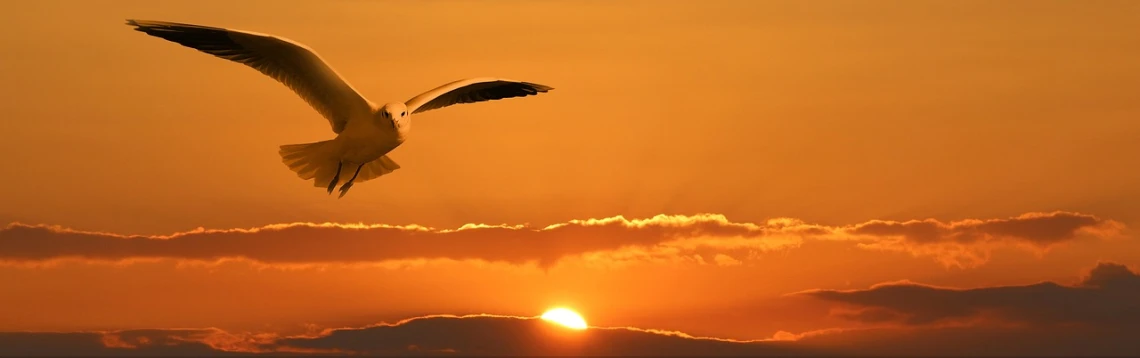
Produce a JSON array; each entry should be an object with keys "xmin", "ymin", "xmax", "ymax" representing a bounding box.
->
[{"xmin": 541, "ymin": 308, "xmax": 588, "ymax": 330}]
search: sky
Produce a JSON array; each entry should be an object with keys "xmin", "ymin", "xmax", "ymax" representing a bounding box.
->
[{"xmin": 1, "ymin": 0, "xmax": 1139, "ymax": 356}]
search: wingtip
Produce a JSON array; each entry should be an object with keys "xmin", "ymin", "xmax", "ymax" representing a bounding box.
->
[
  {"xmin": 526, "ymin": 82, "xmax": 555, "ymax": 92},
  {"xmin": 124, "ymin": 19, "xmax": 152, "ymax": 31}
]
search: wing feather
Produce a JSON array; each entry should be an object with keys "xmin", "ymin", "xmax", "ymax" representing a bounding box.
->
[
  {"xmin": 405, "ymin": 78, "xmax": 553, "ymax": 115},
  {"xmin": 126, "ymin": 19, "xmax": 374, "ymax": 133}
]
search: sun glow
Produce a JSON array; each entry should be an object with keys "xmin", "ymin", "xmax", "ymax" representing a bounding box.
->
[{"xmin": 541, "ymin": 308, "xmax": 588, "ymax": 330}]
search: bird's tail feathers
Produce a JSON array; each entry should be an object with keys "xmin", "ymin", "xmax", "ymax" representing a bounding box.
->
[
  {"xmin": 357, "ymin": 155, "xmax": 401, "ymax": 182},
  {"xmin": 279, "ymin": 141, "xmax": 402, "ymax": 189},
  {"xmin": 279, "ymin": 140, "xmax": 341, "ymax": 188}
]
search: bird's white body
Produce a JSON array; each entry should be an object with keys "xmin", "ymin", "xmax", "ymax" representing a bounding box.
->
[
  {"xmin": 339, "ymin": 105, "xmax": 407, "ymax": 164},
  {"xmin": 126, "ymin": 19, "xmax": 552, "ymax": 197},
  {"xmin": 321, "ymin": 103, "xmax": 411, "ymax": 183}
]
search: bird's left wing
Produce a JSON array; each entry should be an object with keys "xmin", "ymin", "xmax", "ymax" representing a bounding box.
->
[
  {"xmin": 404, "ymin": 78, "xmax": 553, "ymax": 115},
  {"xmin": 126, "ymin": 19, "xmax": 375, "ymax": 134}
]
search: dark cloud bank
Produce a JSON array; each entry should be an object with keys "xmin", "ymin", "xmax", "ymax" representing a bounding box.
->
[
  {"xmin": 0, "ymin": 316, "xmax": 811, "ymax": 357},
  {"xmin": 4, "ymin": 262, "xmax": 1138, "ymax": 356},
  {"xmin": 796, "ymin": 261, "xmax": 1140, "ymax": 356}
]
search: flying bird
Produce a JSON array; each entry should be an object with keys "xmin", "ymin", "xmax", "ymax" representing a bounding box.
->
[{"xmin": 125, "ymin": 19, "xmax": 553, "ymax": 198}]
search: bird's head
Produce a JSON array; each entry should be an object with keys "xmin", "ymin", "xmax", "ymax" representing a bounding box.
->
[{"xmin": 378, "ymin": 103, "xmax": 410, "ymax": 130}]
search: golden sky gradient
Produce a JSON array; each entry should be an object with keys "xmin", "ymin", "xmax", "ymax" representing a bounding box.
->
[{"xmin": 1, "ymin": 0, "xmax": 1139, "ymax": 356}]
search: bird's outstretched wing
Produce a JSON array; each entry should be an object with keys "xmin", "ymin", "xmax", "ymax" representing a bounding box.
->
[
  {"xmin": 126, "ymin": 19, "xmax": 374, "ymax": 134},
  {"xmin": 404, "ymin": 78, "xmax": 553, "ymax": 115}
]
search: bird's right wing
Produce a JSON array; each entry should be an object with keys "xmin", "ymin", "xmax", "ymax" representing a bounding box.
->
[
  {"xmin": 404, "ymin": 78, "xmax": 553, "ymax": 115},
  {"xmin": 126, "ymin": 19, "xmax": 374, "ymax": 134}
]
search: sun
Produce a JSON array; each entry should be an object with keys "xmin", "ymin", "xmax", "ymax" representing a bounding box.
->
[{"xmin": 540, "ymin": 307, "xmax": 588, "ymax": 330}]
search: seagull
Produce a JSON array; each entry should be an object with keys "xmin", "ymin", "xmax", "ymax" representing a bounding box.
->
[{"xmin": 125, "ymin": 19, "xmax": 553, "ymax": 198}]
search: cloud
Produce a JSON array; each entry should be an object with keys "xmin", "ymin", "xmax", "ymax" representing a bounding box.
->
[
  {"xmin": 846, "ymin": 211, "xmax": 1126, "ymax": 267},
  {"xmin": 4, "ymin": 304, "xmax": 1139, "ymax": 356},
  {"xmin": 797, "ymin": 262, "xmax": 1140, "ymax": 327},
  {"xmin": 713, "ymin": 253, "xmax": 743, "ymax": 266},
  {"xmin": 0, "ymin": 316, "xmax": 812, "ymax": 357},
  {"xmin": 275, "ymin": 314, "xmax": 811, "ymax": 356},
  {"xmin": 0, "ymin": 211, "xmax": 1122, "ymax": 269},
  {"xmin": 0, "ymin": 330, "xmax": 254, "ymax": 356},
  {"xmin": 796, "ymin": 325, "xmax": 1140, "ymax": 357},
  {"xmin": 769, "ymin": 261, "xmax": 1140, "ymax": 355},
  {"xmin": 848, "ymin": 211, "xmax": 1114, "ymax": 245}
]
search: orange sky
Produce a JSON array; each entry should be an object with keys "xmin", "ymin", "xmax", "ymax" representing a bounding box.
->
[{"xmin": 1, "ymin": 0, "xmax": 1139, "ymax": 356}]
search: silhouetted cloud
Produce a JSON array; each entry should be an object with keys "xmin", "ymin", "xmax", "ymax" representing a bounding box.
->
[
  {"xmin": 5, "ymin": 302, "xmax": 1140, "ymax": 356},
  {"xmin": 0, "ymin": 212, "xmax": 1122, "ymax": 268},
  {"xmin": 764, "ymin": 261, "xmax": 1140, "ymax": 355},
  {"xmin": 276, "ymin": 314, "xmax": 811, "ymax": 356},
  {"xmin": 798, "ymin": 262, "xmax": 1140, "ymax": 327},
  {"xmin": 0, "ymin": 316, "xmax": 813, "ymax": 356},
  {"xmin": 0, "ymin": 330, "xmax": 255, "ymax": 356},
  {"xmin": 797, "ymin": 325, "xmax": 1140, "ymax": 357}
]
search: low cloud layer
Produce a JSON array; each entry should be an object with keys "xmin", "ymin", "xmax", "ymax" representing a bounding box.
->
[
  {"xmin": 776, "ymin": 261, "xmax": 1140, "ymax": 355},
  {"xmin": 0, "ymin": 316, "xmax": 810, "ymax": 357},
  {"xmin": 0, "ymin": 211, "xmax": 1122, "ymax": 268},
  {"xmin": 7, "ymin": 300, "xmax": 1139, "ymax": 357},
  {"xmin": 4, "ymin": 262, "xmax": 1138, "ymax": 356},
  {"xmin": 799, "ymin": 262, "xmax": 1140, "ymax": 328},
  {"xmin": 797, "ymin": 324, "xmax": 1140, "ymax": 357},
  {"xmin": 0, "ymin": 330, "xmax": 251, "ymax": 357},
  {"xmin": 276, "ymin": 315, "xmax": 808, "ymax": 356}
]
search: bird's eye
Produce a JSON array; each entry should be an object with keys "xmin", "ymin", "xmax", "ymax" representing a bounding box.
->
[{"xmin": 401, "ymin": 111, "xmax": 406, "ymax": 116}]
